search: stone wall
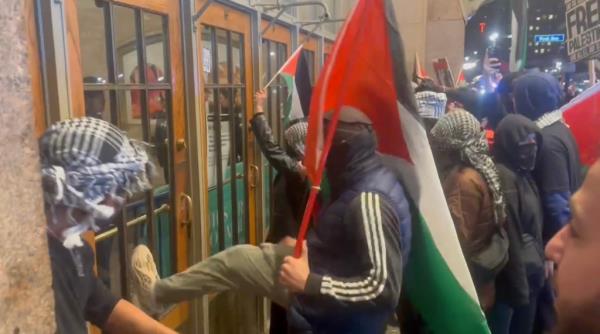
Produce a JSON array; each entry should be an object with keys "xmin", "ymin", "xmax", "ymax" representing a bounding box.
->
[
  {"xmin": 394, "ymin": 0, "xmax": 466, "ymax": 84},
  {"xmin": 0, "ymin": 0, "xmax": 56, "ymax": 333}
]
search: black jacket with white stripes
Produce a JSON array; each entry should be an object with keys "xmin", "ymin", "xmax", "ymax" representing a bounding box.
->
[{"xmin": 289, "ymin": 138, "xmax": 412, "ymax": 333}]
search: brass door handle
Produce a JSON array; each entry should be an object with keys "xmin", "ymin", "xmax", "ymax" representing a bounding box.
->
[
  {"xmin": 176, "ymin": 138, "xmax": 187, "ymax": 151},
  {"xmin": 249, "ymin": 164, "xmax": 259, "ymax": 189},
  {"xmin": 178, "ymin": 193, "xmax": 193, "ymax": 237}
]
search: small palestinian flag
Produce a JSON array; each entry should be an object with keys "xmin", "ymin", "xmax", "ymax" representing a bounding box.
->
[{"xmin": 266, "ymin": 46, "xmax": 312, "ymax": 126}]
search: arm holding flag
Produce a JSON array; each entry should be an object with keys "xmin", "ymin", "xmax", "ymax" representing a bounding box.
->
[
  {"xmin": 280, "ymin": 192, "xmax": 404, "ymax": 309},
  {"xmin": 250, "ymin": 90, "xmax": 304, "ymax": 176}
]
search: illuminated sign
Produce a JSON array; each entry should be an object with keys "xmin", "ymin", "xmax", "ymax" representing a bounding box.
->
[{"xmin": 534, "ymin": 34, "xmax": 566, "ymax": 43}]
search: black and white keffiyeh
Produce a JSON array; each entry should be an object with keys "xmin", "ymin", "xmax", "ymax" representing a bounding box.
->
[
  {"xmin": 431, "ymin": 109, "xmax": 506, "ymax": 225},
  {"xmin": 40, "ymin": 117, "xmax": 152, "ymax": 248},
  {"xmin": 415, "ymin": 91, "xmax": 447, "ymax": 119},
  {"xmin": 535, "ymin": 109, "xmax": 564, "ymax": 129},
  {"xmin": 284, "ymin": 120, "xmax": 308, "ymax": 160}
]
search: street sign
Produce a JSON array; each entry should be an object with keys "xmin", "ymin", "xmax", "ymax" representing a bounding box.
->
[
  {"xmin": 534, "ymin": 34, "xmax": 566, "ymax": 43},
  {"xmin": 565, "ymin": 0, "xmax": 600, "ymax": 62}
]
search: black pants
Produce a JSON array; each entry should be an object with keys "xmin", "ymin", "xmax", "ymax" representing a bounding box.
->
[{"xmin": 270, "ymin": 302, "xmax": 288, "ymax": 334}]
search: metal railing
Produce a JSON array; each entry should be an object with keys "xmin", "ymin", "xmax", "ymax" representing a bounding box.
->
[{"xmin": 95, "ymin": 203, "xmax": 171, "ymax": 242}]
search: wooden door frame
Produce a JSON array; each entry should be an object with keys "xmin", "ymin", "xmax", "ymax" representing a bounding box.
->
[
  {"xmin": 64, "ymin": 0, "xmax": 190, "ymax": 329},
  {"xmin": 261, "ymin": 21, "xmax": 292, "ymax": 47}
]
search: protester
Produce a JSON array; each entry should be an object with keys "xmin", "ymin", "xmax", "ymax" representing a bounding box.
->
[
  {"xmin": 251, "ymin": 89, "xmax": 309, "ymax": 243},
  {"xmin": 251, "ymin": 89, "xmax": 309, "ymax": 333},
  {"xmin": 282, "ymin": 118, "xmax": 412, "ymax": 333},
  {"xmin": 545, "ymin": 161, "xmax": 600, "ymax": 334},
  {"xmin": 430, "ymin": 110, "xmax": 508, "ymax": 311},
  {"xmin": 488, "ymin": 115, "xmax": 545, "ymax": 334},
  {"xmin": 40, "ymin": 117, "xmax": 175, "ymax": 334},
  {"xmin": 513, "ymin": 71, "xmax": 583, "ymax": 332},
  {"xmin": 132, "ymin": 118, "xmax": 411, "ymax": 333},
  {"xmin": 514, "ymin": 73, "xmax": 582, "ymax": 241}
]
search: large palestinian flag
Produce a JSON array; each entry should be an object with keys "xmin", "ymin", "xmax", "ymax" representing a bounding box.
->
[
  {"xmin": 266, "ymin": 46, "xmax": 312, "ymax": 125},
  {"xmin": 295, "ymin": 0, "xmax": 490, "ymax": 332}
]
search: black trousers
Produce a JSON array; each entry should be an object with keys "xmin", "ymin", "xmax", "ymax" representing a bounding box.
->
[{"xmin": 270, "ymin": 302, "xmax": 289, "ymax": 334}]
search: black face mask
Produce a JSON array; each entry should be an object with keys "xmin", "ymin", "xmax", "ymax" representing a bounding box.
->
[
  {"xmin": 517, "ymin": 133, "xmax": 538, "ymax": 172},
  {"xmin": 324, "ymin": 121, "xmax": 376, "ymax": 192}
]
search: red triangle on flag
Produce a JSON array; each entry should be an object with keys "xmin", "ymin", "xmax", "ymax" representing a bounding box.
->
[
  {"xmin": 304, "ymin": 0, "xmax": 411, "ymax": 185},
  {"xmin": 281, "ymin": 46, "xmax": 303, "ymax": 76}
]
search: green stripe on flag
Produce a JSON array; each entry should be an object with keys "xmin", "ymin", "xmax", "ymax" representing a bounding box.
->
[
  {"xmin": 406, "ymin": 211, "xmax": 491, "ymax": 334},
  {"xmin": 282, "ymin": 74, "xmax": 295, "ymax": 125}
]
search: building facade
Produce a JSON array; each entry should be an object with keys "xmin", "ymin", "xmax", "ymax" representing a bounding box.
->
[{"xmin": 526, "ymin": 0, "xmax": 568, "ymax": 70}]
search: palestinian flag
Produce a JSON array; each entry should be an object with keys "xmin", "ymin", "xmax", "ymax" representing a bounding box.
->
[
  {"xmin": 296, "ymin": 0, "xmax": 490, "ymax": 333},
  {"xmin": 563, "ymin": 83, "xmax": 600, "ymax": 166},
  {"xmin": 266, "ymin": 46, "xmax": 312, "ymax": 125}
]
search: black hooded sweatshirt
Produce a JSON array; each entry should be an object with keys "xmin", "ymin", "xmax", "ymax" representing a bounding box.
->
[
  {"xmin": 493, "ymin": 115, "xmax": 545, "ymax": 306},
  {"xmin": 250, "ymin": 114, "xmax": 309, "ymax": 242}
]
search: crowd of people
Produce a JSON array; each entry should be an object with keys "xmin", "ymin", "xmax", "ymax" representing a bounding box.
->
[
  {"xmin": 39, "ymin": 65, "xmax": 598, "ymax": 333},
  {"xmin": 413, "ymin": 70, "xmax": 584, "ymax": 334}
]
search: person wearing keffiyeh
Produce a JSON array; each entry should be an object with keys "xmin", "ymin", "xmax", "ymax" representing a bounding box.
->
[
  {"xmin": 40, "ymin": 117, "xmax": 153, "ymax": 248},
  {"xmin": 39, "ymin": 117, "xmax": 175, "ymax": 334},
  {"xmin": 430, "ymin": 109, "xmax": 508, "ymax": 312}
]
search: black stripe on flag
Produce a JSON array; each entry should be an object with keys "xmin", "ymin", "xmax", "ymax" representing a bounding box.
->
[
  {"xmin": 295, "ymin": 52, "xmax": 313, "ymax": 118},
  {"xmin": 384, "ymin": 0, "xmax": 419, "ymax": 118}
]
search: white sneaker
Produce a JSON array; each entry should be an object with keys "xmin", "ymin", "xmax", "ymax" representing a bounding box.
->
[{"xmin": 131, "ymin": 244, "xmax": 161, "ymax": 315}]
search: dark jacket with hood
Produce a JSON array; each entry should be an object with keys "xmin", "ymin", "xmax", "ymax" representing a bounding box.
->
[
  {"xmin": 250, "ymin": 114, "xmax": 309, "ymax": 242},
  {"xmin": 493, "ymin": 115, "xmax": 545, "ymax": 307},
  {"xmin": 288, "ymin": 123, "xmax": 411, "ymax": 334},
  {"xmin": 513, "ymin": 72, "xmax": 583, "ymax": 243}
]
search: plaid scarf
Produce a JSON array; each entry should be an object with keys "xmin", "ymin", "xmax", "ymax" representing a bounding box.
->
[
  {"xmin": 415, "ymin": 91, "xmax": 447, "ymax": 119},
  {"xmin": 535, "ymin": 109, "xmax": 564, "ymax": 129},
  {"xmin": 431, "ymin": 110, "xmax": 506, "ymax": 225},
  {"xmin": 40, "ymin": 117, "xmax": 152, "ymax": 248},
  {"xmin": 284, "ymin": 120, "xmax": 308, "ymax": 160}
]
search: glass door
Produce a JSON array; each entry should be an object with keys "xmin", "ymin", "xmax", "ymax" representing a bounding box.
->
[
  {"xmin": 198, "ymin": 3, "xmax": 261, "ymax": 333},
  {"xmin": 67, "ymin": 0, "xmax": 190, "ymax": 330},
  {"xmin": 201, "ymin": 25, "xmax": 249, "ymax": 254},
  {"xmin": 300, "ymin": 33, "xmax": 318, "ymax": 84}
]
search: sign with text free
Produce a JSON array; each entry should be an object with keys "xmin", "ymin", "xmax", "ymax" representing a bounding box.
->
[{"xmin": 565, "ymin": 0, "xmax": 600, "ymax": 62}]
